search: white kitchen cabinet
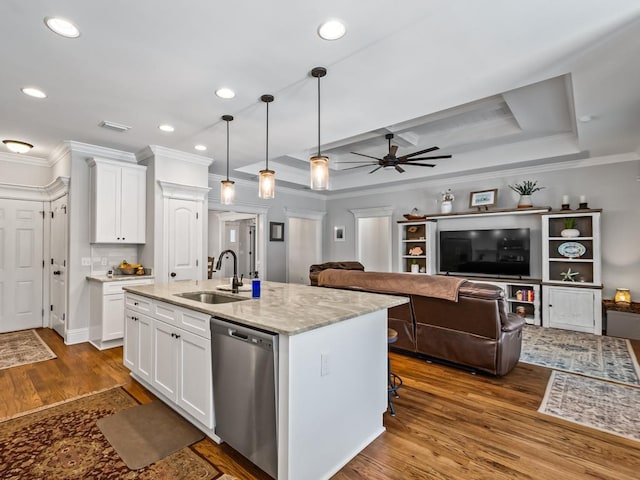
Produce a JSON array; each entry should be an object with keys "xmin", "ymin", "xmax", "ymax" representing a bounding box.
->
[
  {"xmin": 124, "ymin": 293, "xmax": 213, "ymax": 430},
  {"xmin": 89, "ymin": 278, "xmax": 154, "ymax": 350},
  {"xmin": 88, "ymin": 157, "xmax": 147, "ymax": 244},
  {"xmin": 124, "ymin": 310, "xmax": 153, "ymax": 383}
]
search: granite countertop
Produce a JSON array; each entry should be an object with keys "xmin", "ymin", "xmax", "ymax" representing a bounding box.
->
[
  {"xmin": 123, "ymin": 279, "xmax": 408, "ymax": 336},
  {"xmin": 87, "ymin": 274, "xmax": 155, "ymax": 283}
]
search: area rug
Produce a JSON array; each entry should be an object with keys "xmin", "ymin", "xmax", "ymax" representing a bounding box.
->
[
  {"xmin": 97, "ymin": 400, "xmax": 205, "ymax": 469},
  {"xmin": 520, "ymin": 325, "xmax": 640, "ymax": 386},
  {"xmin": 0, "ymin": 329, "xmax": 56, "ymax": 370},
  {"xmin": 0, "ymin": 387, "xmax": 219, "ymax": 479},
  {"xmin": 539, "ymin": 371, "xmax": 640, "ymax": 442}
]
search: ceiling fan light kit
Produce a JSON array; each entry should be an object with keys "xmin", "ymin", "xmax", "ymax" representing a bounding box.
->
[
  {"xmin": 310, "ymin": 66, "xmax": 329, "ymax": 190},
  {"xmin": 220, "ymin": 114, "xmax": 235, "ymax": 205},
  {"xmin": 259, "ymin": 94, "xmax": 276, "ymax": 199}
]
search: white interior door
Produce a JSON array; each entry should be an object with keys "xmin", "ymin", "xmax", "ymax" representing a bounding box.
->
[
  {"xmin": 50, "ymin": 196, "xmax": 68, "ymax": 337},
  {"xmin": 168, "ymin": 198, "xmax": 200, "ymax": 282},
  {"xmin": 288, "ymin": 217, "xmax": 322, "ymax": 284},
  {"xmin": 356, "ymin": 216, "xmax": 392, "ymax": 272},
  {"xmin": 0, "ymin": 199, "xmax": 44, "ymax": 333}
]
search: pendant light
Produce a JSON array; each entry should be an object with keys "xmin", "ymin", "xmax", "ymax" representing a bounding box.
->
[
  {"xmin": 259, "ymin": 94, "xmax": 275, "ymax": 199},
  {"xmin": 220, "ymin": 114, "xmax": 235, "ymax": 205},
  {"xmin": 310, "ymin": 67, "xmax": 329, "ymax": 190}
]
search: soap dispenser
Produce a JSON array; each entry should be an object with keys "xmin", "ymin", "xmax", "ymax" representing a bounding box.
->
[{"xmin": 252, "ymin": 271, "xmax": 261, "ymax": 298}]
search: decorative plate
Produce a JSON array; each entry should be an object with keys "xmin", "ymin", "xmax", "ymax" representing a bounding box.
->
[{"xmin": 558, "ymin": 242, "xmax": 586, "ymax": 258}]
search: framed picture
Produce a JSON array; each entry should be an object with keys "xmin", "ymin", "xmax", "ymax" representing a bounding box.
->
[
  {"xmin": 269, "ymin": 222, "xmax": 284, "ymax": 241},
  {"xmin": 469, "ymin": 189, "xmax": 497, "ymax": 209},
  {"xmin": 333, "ymin": 225, "xmax": 345, "ymax": 242}
]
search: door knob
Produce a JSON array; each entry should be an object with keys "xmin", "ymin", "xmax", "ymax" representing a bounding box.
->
[
  {"xmin": 170, "ymin": 272, "xmax": 177, "ymax": 278},
  {"xmin": 53, "ymin": 270, "xmax": 61, "ymax": 275}
]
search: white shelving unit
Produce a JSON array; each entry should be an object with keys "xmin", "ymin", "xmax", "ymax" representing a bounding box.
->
[
  {"xmin": 472, "ymin": 279, "xmax": 541, "ymax": 326},
  {"xmin": 541, "ymin": 210, "xmax": 602, "ymax": 334},
  {"xmin": 397, "ymin": 220, "xmax": 437, "ymax": 274}
]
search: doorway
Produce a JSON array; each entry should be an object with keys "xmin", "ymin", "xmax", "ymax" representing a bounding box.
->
[
  {"xmin": 287, "ymin": 217, "xmax": 322, "ymax": 284},
  {"xmin": 0, "ymin": 199, "xmax": 44, "ymax": 333},
  {"xmin": 50, "ymin": 195, "xmax": 68, "ymax": 337}
]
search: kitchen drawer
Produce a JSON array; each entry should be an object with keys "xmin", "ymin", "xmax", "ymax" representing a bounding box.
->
[
  {"xmin": 125, "ymin": 293, "xmax": 152, "ymax": 313},
  {"xmin": 179, "ymin": 308, "xmax": 210, "ymax": 339},
  {"xmin": 154, "ymin": 302, "xmax": 178, "ymax": 325}
]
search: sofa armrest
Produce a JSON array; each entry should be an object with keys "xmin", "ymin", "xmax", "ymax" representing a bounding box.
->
[{"xmin": 502, "ymin": 312, "xmax": 526, "ymax": 332}]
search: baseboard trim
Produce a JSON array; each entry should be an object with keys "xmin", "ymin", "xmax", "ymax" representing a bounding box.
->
[{"xmin": 65, "ymin": 327, "xmax": 89, "ymax": 345}]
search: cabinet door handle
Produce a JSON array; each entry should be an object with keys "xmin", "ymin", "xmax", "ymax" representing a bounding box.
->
[
  {"xmin": 133, "ymin": 302, "xmax": 138, "ymax": 306},
  {"xmin": 170, "ymin": 272, "xmax": 177, "ymax": 278},
  {"xmin": 53, "ymin": 270, "xmax": 61, "ymax": 275},
  {"xmin": 175, "ymin": 334, "xmax": 180, "ymax": 339},
  {"xmin": 117, "ymin": 237, "xmax": 120, "ymax": 240}
]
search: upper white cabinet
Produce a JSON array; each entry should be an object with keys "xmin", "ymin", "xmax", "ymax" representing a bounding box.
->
[{"xmin": 88, "ymin": 158, "xmax": 147, "ymax": 243}]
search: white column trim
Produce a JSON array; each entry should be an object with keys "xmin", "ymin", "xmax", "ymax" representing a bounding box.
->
[{"xmin": 158, "ymin": 181, "xmax": 211, "ymax": 201}]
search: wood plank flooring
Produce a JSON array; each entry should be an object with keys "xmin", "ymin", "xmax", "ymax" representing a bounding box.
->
[{"xmin": 1, "ymin": 328, "xmax": 639, "ymax": 479}]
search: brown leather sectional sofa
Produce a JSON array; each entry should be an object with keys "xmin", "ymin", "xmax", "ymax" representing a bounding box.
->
[{"xmin": 311, "ymin": 265, "xmax": 525, "ymax": 376}]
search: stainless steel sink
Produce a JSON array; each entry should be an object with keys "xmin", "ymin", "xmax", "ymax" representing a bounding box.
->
[{"xmin": 175, "ymin": 291, "xmax": 247, "ymax": 304}]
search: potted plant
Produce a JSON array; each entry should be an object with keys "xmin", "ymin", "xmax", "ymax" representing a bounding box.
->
[
  {"xmin": 508, "ymin": 180, "xmax": 545, "ymax": 208},
  {"xmin": 440, "ymin": 189, "xmax": 454, "ymax": 214},
  {"xmin": 560, "ymin": 217, "xmax": 580, "ymax": 238}
]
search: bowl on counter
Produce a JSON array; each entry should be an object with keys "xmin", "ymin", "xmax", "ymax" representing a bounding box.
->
[{"xmin": 118, "ymin": 267, "xmax": 137, "ymax": 275}]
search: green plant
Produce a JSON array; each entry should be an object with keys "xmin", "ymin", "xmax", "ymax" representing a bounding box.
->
[
  {"xmin": 563, "ymin": 217, "xmax": 576, "ymax": 229},
  {"xmin": 508, "ymin": 180, "xmax": 545, "ymax": 195}
]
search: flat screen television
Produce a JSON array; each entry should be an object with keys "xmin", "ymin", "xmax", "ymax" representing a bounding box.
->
[{"xmin": 439, "ymin": 228, "xmax": 530, "ymax": 277}]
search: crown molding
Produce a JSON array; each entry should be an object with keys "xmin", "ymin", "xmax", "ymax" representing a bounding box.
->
[
  {"xmin": 56, "ymin": 141, "xmax": 137, "ymax": 163},
  {"xmin": 86, "ymin": 157, "xmax": 147, "ymax": 170},
  {"xmin": 350, "ymin": 206, "xmax": 395, "ymax": 218},
  {"xmin": 0, "ymin": 151, "xmax": 49, "ymax": 167},
  {"xmin": 158, "ymin": 180, "xmax": 210, "ymax": 201},
  {"xmin": 328, "ymin": 151, "xmax": 640, "ymax": 201},
  {"xmin": 284, "ymin": 207, "xmax": 326, "ymax": 221},
  {"xmin": 138, "ymin": 145, "xmax": 213, "ymax": 167},
  {"xmin": 0, "ymin": 176, "xmax": 69, "ymax": 201}
]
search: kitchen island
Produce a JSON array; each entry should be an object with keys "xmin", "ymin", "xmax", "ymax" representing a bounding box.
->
[{"xmin": 123, "ymin": 279, "xmax": 407, "ymax": 480}]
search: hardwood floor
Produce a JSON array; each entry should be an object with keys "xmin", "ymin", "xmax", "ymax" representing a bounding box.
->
[{"xmin": 2, "ymin": 329, "xmax": 639, "ymax": 479}]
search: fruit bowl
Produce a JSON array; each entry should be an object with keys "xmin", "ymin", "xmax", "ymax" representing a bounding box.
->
[{"xmin": 119, "ymin": 267, "xmax": 136, "ymax": 275}]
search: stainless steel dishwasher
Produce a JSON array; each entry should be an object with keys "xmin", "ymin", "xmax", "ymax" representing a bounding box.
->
[{"xmin": 210, "ymin": 317, "xmax": 278, "ymax": 478}]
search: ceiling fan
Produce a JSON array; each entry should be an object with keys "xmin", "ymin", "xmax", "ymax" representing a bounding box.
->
[{"xmin": 339, "ymin": 133, "xmax": 452, "ymax": 173}]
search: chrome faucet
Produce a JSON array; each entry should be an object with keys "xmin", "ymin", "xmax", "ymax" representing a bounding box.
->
[{"xmin": 215, "ymin": 250, "xmax": 241, "ymax": 293}]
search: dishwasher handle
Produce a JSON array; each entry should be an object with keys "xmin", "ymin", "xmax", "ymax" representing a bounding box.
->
[{"xmin": 229, "ymin": 329, "xmax": 249, "ymax": 341}]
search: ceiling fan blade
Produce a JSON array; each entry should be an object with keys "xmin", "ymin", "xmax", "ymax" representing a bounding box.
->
[
  {"xmin": 403, "ymin": 155, "xmax": 452, "ymax": 161},
  {"xmin": 405, "ymin": 163, "xmax": 436, "ymax": 167},
  {"xmin": 341, "ymin": 163, "xmax": 378, "ymax": 171},
  {"xmin": 368, "ymin": 166, "xmax": 383, "ymax": 174},
  {"xmin": 350, "ymin": 152, "xmax": 384, "ymax": 161},
  {"xmin": 336, "ymin": 161, "xmax": 383, "ymax": 164},
  {"xmin": 397, "ymin": 146, "xmax": 439, "ymax": 160},
  {"xmin": 395, "ymin": 165, "xmax": 405, "ymax": 173},
  {"xmin": 389, "ymin": 145, "xmax": 398, "ymax": 157}
]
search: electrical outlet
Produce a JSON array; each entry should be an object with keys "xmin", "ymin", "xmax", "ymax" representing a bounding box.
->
[
  {"xmin": 81, "ymin": 257, "xmax": 91, "ymax": 266},
  {"xmin": 320, "ymin": 353, "xmax": 330, "ymax": 377}
]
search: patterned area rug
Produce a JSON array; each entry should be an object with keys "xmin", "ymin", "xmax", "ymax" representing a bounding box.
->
[
  {"xmin": 520, "ymin": 325, "xmax": 640, "ymax": 386},
  {"xmin": 0, "ymin": 387, "xmax": 220, "ymax": 479},
  {"xmin": 0, "ymin": 329, "xmax": 56, "ymax": 370},
  {"xmin": 540, "ymin": 371, "xmax": 640, "ymax": 442}
]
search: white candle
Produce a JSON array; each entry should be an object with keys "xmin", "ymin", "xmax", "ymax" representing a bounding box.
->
[
  {"xmin": 579, "ymin": 195, "xmax": 587, "ymax": 203},
  {"xmin": 562, "ymin": 195, "xmax": 569, "ymax": 204}
]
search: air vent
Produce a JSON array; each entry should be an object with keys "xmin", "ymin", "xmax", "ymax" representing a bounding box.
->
[{"xmin": 99, "ymin": 120, "xmax": 131, "ymax": 132}]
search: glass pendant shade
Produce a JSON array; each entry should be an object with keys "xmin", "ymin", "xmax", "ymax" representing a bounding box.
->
[
  {"xmin": 310, "ymin": 67, "xmax": 329, "ymax": 190},
  {"xmin": 220, "ymin": 179, "xmax": 235, "ymax": 205},
  {"xmin": 310, "ymin": 155, "xmax": 329, "ymax": 190},
  {"xmin": 258, "ymin": 169, "xmax": 275, "ymax": 199}
]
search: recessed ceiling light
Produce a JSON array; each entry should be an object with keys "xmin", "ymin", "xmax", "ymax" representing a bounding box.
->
[
  {"xmin": 21, "ymin": 87, "xmax": 47, "ymax": 99},
  {"xmin": 318, "ymin": 20, "xmax": 346, "ymax": 40},
  {"xmin": 3, "ymin": 140, "xmax": 34, "ymax": 154},
  {"xmin": 194, "ymin": 144, "xmax": 207, "ymax": 151},
  {"xmin": 578, "ymin": 115, "xmax": 593, "ymax": 123},
  {"xmin": 215, "ymin": 88, "xmax": 236, "ymax": 99},
  {"xmin": 44, "ymin": 16, "xmax": 80, "ymax": 38},
  {"xmin": 158, "ymin": 124, "xmax": 175, "ymax": 132}
]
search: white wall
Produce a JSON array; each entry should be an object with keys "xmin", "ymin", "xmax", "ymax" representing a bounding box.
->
[{"xmin": 325, "ymin": 158, "xmax": 640, "ymax": 298}]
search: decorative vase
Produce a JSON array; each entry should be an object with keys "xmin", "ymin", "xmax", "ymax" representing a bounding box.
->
[
  {"xmin": 411, "ymin": 263, "xmax": 420, "ymax": 273},
  {"xmin": 517, "ymin": 195, "xmax": 532, "ymax": 208},
  {"xmin": 441, "ymin": 200, "xmax": 453, "ymax": 214},
  {"xmin": 560, "ymin": 228, "xmax": 580, "ymax": 238}
]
